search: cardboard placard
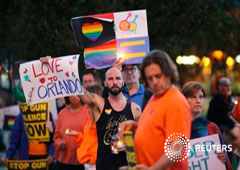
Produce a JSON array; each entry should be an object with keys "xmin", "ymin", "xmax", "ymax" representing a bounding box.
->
[
  {"xmin": 19, "ymin": 55, "xmax": 82, "ymax": 105},
  {"xmin": 124, "ymin": 131, "xmax": 137, "ymax": 169},
  {"xmin": 6, "ymin": 159, "xmax": 48, "ymax": 170},
  {"xmin": 20, "ymin": 102, "xmax": 50, "ymax": 142},
  {"xmin": 188, "ymin": 134, "xmax": 226, "ymax": 170},
  {"xmin": 71, "ymin": 10, "xmax": 149, "ymax": 69}
]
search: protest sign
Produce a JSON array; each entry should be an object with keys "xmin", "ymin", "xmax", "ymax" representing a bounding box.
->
[
  {"xmin": 19, "ymin": 55, "xmax": 82, "ymax": 105},
  {"xmin": 188, "ymin": 134, "xmax": 226, "ymax": 170},
  {"xmin": 20, "ymin": 102, "xmax": 50, "ymax": 142},
  {"xmin": 3, "ymin": 116, "xmax": 16, "ymax": 130},
  {"xmin": 71, "ymin": 13, "xmax": 115, "ymax": 49},
  {"xmin": 123, "ymin": 131, "xmax": 137, "ymax": 170},
  {"xmin": 6, "ymin": 159, "xmax": 48, "ymax": 170},
  {"xmin": 71, "ymin": 10, "xmax": 149, "ymax": 69}
]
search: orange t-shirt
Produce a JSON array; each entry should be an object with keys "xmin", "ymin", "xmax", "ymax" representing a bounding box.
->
[
  {"xmin": 28, "ymin": 141, "xmax": 47, "ymax": 156},
  {"xmin": 134, "ymin": 87, "xmax": 191, "ymax": 170},
  {"xmin": 54, "ymin": 105, "xmax": 90, "ymax": 165},
  {"xmin": 76, "ymin": 116, "xmax": 98, "ymax": 164}
]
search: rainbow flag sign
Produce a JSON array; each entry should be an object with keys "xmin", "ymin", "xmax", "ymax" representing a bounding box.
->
[
  {"xmin": 7, "ymin": 118, "xmax": 15, "ymax": 128},
  {"xmin": 3, "ymin": 116, "xmax": 16, "ymax": 130},
  {"xmin": 71, "ymin": 10, "xmax": 149, "ymax": 69}
]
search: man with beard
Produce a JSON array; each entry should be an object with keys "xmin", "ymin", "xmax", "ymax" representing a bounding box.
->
[
  {"xmin": 80, "ymin": 66, "xmax": 141, "ymax": 170},
  {"xmin": 103, "ymin": 60, "xmax": 152, "ymax": 110},
  {"xmin": 40, "ymin": 57, "xmax": 141, "ymax": 169}
]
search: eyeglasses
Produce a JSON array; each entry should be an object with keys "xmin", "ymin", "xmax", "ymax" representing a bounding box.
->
[
  {"xmin": 122, "ymin": 67, "xmax": 137, "ymax": 73},
  {"xmin": 220, "ymin": 84, "xmax": 231, "ymax": 87}
]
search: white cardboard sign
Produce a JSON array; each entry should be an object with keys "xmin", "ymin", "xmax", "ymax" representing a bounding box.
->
[
  {"xmin": 188, "ymin": 134, "xmax": 226, "ymax": 170},
  {"xmin": 19, "ymin": 54, "xmax": 82, "ymax": 105}
]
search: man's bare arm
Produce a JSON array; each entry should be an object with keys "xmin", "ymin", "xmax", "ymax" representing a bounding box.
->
[
  {"xmin": 131, "ymin": 103, "xmax": 142, "ymax": 121},
  {"xmin": 80, "ymin": 87, "xmax": 105, "ymax": 122}
]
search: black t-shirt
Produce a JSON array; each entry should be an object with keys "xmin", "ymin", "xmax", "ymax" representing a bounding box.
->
[
  {"xmin": 207, "ymin": 93, "xmax": 235, "ymax": 130},
  {"xmin": 96, "ymin": 98, "xmax": 134, "ymax": 170}
]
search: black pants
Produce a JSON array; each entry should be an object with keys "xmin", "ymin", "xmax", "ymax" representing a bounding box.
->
[{"xmin": 56, "ymin": 161, "xmax": 85, "ymax": 170}]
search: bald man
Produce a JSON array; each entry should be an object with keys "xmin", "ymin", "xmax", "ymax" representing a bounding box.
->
[
  {"xmin": 80, "ymin": 67, "xmax": 141, "ymax": 170},
  {"xmin": 207, "ymin": 77, "xmax": 235, "ymax": 131},
  {"xmin": 40, "ymin": 57, "xmax": 141, "ymax": 169}
]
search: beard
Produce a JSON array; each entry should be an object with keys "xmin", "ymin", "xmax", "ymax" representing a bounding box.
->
[{"xmin": 107, "ymin": 85, "xmax": 123, "ymax": 96}]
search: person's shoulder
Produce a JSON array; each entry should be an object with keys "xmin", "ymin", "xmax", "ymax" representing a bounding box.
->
[
  {"xmin": 195, "ymin": 116, "xmax": 210, "ymax": 125},
  {"xmin": 130, "ymin": 102, "xmax": 141, "ymax": 111},
  {"xmin": 163, "ymin": 88, "xmax": 191, "ymax": 114},
  {"xmin": 211, "ymin": 93, "xmax": 221, "ymax": 100},
  {"xmin": 58, "ymin": 107, "xmax": 68, "ymax": 116},
  {"xmin": 16, "ymin": 113, "xmax": 23, "ymax": 118},
  {"xmin": 207, "ymin": 121, "xmax": 221, "ymax": 135},
  {"xmin": 130, "ymin": 101, "xmax": 141, "ymax": 120},
  {"xmin": 15, "ymin": 113, "xmax": 23, "ymax": 123},
  {"xmin": 82, "ymin": 104, "xmax": 91, "ymax": 113},
  {"xmin": 166, "ymin": 87, "xmax": 188, "ymax": 102},
  {"xmin": 122, "ymin": 86, "xmax": 128, "ymax": 93},
  {"xmin": 197, "ymin": 116, "xmax": 220, "ymax": 131},
  {"xmin": 92, "ymin": 93, "xmax": 105, "ymax": 105},
  {"xmin": 208, "ymin": 121, "xmax": 220, "ymax": 130},
  {"xmin": 130, "ymin": 101, "xmax": 141, "ymax": 116}
]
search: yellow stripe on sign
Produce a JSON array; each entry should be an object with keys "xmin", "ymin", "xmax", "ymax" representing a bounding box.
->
[
  {"xmin": 82, "ymin": 27, "xmax": 103, "ymax": 34},
  {"xmin": 124, "ymin": 52, "xmax": 146, "ymax": 59},
  {"xmin": 120, "ymin": 40, "xmax": 145, "ymax": 47}
]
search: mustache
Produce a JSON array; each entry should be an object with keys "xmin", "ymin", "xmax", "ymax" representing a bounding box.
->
[{"xmin": 111, "ymin": 85, "xmax": 120, "ymax": 89}]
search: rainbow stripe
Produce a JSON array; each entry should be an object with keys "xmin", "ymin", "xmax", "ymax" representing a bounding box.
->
[
  {"xmin": 84, "ymin": 40, "xmax": 117, "ymax": 69},
  {"xmin": 8, "ymin": 118, "xmax": 15, "ymax": 128},
  {"xmin": 82, "ymin": 22, "xmax": 103, "ymax": 41}
]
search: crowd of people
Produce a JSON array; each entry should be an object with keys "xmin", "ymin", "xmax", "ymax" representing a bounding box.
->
[{"xmin": 3, "ymin": 49, "xmax": 240, "ymax": 170}]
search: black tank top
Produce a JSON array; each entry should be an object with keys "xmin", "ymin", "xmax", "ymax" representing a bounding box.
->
[{"xmin": 96, "ymin": 98, "xmax": 134, "ymax": 170}]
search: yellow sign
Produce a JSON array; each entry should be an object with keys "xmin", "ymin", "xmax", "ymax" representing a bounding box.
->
[
  {"xmin": 123, "ymin": 131, "xmax": 137, "ymax": 169},
  {"xmin": 20, "ymin": 102, "xmax": 50, "ymax": 142},
  {"xmin": 6, "ymin": 159, "xmax": 48, "ymax": 170}
]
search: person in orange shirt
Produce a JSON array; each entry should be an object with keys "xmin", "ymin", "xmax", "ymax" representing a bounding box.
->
[
  {"xmin": 54, "ymin": 95, "xmax": 90, "ymax": 170},
  {"xmin": 119, "ymin": 50, "xmax": 191, "ymax": 170},
  {"xmin": 77, "ymin": 85, "xmax": 103, "ymax": 170}
]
